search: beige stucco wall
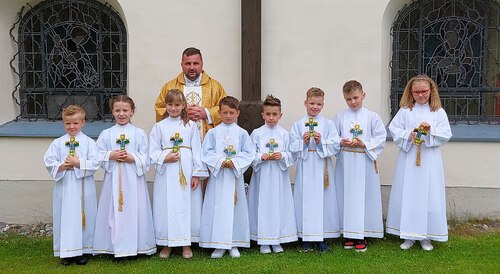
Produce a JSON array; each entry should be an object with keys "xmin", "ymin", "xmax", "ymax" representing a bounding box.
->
[{"xmin": 0, "ymin": 0, "xmax": 499, "ymax": 191}]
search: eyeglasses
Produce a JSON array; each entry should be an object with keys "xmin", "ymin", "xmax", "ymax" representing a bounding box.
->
[{"xmin": 412, "ymin": 89, "xmax": 430, "ymax": 95}]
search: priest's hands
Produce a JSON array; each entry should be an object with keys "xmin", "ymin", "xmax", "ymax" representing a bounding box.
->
[
  {"xmin": 164, "ymin": 151, "xmax": 180, "ymax": 163},
  {"xmin": 191, "ymin": 176, "xmax": 199, "ymax": 190},
  {"xmin": 187, "ymin": 104, "xmax": 207, "ymax": 121}
]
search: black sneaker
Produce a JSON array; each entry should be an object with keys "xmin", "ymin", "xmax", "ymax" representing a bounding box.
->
[
  {"xmin": 301, "ymin": 241, "xmax": 313, "ymax": 252},
  {"xmin": 318, "ymin": 241, "xmax": 329, "ymax": 252},
  {"xmin": 75, "ymin": 255, "xmax": 89, "ymax": 265},
  {"xmin": 60, "ymin": 257, "xmax": 74, "ymax": 266}
]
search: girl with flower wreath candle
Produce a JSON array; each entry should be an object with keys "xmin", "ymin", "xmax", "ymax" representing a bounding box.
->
[
  {"xmin": 94, "ymin": 95, "xmax": 156, "ymax": 259},
  {"xmin": 149, "ymin": 89, "xmax": 208, "ymax": 259},
  {"xmin": 386, "ymin": 75, "xmax": 452, "ymax": 251}
]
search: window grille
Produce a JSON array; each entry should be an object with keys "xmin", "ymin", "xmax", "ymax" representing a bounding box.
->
[
  {"xmin": 391, "ymin": 0, "xmax": 500, "ymax": 124},
  {"xmin": 10, "ymin": 0, "xmax": 127, "ymax": 121}
]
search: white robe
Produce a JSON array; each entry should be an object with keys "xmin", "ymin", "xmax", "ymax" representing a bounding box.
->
[
  {"xmin": 44, "ymin": 131, "xmax": 99, "ymax": 258},
  {"xmin": 199, "ymin": 123, "xmax": 255, "ymax": 249},
  {"xmin": 290, "ymin": 115, "xmax": 341, "ymax": 242},
  {"xmin": 94, "ymin": 123, "xmax": 156, "ymax": 257},
  {"xmin": 149, "ymin": 117, "xmax": 209, "ymax": 247},
  {"xmin": 248, "ymin": 124, "xmax": 298, "ymax": 245},
  {"xmin": 386, "ymin": 103, "xmax": 452, "ymax": 242},
  {"xmin": 333, "ymin": 107, "xmax": 386, "ymax": 239}
]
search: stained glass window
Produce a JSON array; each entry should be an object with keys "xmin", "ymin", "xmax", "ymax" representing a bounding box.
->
[
  {"xmin": 12, "ymin": 0, "xmax": 127, "ymax": 121},
  {"xmin": 391, "ymin": 0, "xmax": 500, "ymax": 124}
]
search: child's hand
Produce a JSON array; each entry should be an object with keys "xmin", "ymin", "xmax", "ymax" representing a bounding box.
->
[
  {"xmin": 340, "ymin": 138, "xmax": 351, "ymax": 147},
  {"xmin": 122, "ymin": 152, "xmax": 135, "ymax": 163},
  {"xmin": 303, "ymin": 132, "xmax": 311, "ymax": 145},
  {"xmin": 224, "ymin": 160, "xmax": 235, "ymax": 169},
  {"xmin": 411, "ymin": 132, "xmax": 419, "ymax": 144},
  {"xmin": 421, "ymin": 122, "xmax": 431, "ymax": 132},
  {"xmin": 261, "ymin": 154, "xmax": 270, "ymax": 161},
  {"xmin": 65, "ymin": 155, "xmax": 80, "ymax": 168},
  {"xmin": 271, "ymin": 152, "xmax": 282, "ymax": 161},
  {"xmin": 353, "ymin": 138, "xmax": 365, "ymax": 148},
  {"xmin": 164, "ymin": 152, "xmax": 180, "ymax": 163},
  {"xmin": 191, "ymin": 176, "xmax": 200, "ymax": 190},
  {"xmin": 58, "ymin": 162, "xmax": 73, "ymax": 172},
  {"xmin": 110, "ymin": 150, "xmax": 126, "ymax": 161},
  {"xmin": 313, "ymin": 132, "xmax": 321, "ymax": 144}
]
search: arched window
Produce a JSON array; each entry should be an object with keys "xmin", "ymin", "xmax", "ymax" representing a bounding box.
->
[
  {"xmin": 13, "ymin": 0, "xmax": 127, "ymax": 121},
  {"xmin": 391, "ymin": 0, "xmax": 500, "ymax": 124}
]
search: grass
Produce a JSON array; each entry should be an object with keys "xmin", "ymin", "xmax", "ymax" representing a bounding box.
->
[{"xmin": 0, "ymin": 231, "xmax": 499, "ymax": 273}]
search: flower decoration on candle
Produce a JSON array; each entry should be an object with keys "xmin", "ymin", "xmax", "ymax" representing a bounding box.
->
[
  {"xmin": 116, "ymin": 134, "xmax": 129, "ymax": 151},
  {"xmin": 413, "ymin": 124, "xmax": 429, "ymax": 166},
  {"xmin": 266, "ymin": 138, "xmax": 278, "ymax": 157},
  {"xmin": 65, "ymin": 136, "xmax": 79, "ymax": 156},
  {"xmin": 305, "ymin": 117, "xmax": 318, "ymax": 137},
  {"xmin": 350, "ymin": 123, "xmax": 363, "ymax": 142},
  {"xmin": 170, "ymin": 132, "xmax": 183, "ymax": 153}
]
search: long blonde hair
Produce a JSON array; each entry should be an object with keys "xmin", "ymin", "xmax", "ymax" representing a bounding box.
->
[
  {"xmin": 164, "ymin": 89, "xmax": 189, "ymax": 125},
  {"xmin": 400, "ymin": 75, "xmax": 442, "ymax": 112}
]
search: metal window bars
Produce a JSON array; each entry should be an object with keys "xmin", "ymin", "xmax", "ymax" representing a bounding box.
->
[
  {"xmin": 10, "ymin": 0, "xmax": 127, "ymax": 121},
  {"xmin": 390, "ymin": 0, "xmax": 500, "ymax": 124}
]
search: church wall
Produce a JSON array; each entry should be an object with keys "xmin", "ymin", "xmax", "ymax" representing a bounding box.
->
[{"xmin": 0, "ymin": 0, "xmax": 499, "ymax": 222}]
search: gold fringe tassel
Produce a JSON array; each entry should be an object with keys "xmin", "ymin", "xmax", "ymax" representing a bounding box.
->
[
  {"xmin": 234, "ymin": 176, "xmax": 238, "ymax": 206},
  {"xmin": 82, "ymin": 209, "xmax": 86, "ymax": 229},
  {"xmin": 81, "ymin": 178, "xmax": 86, "ymax": 230},
  {"xmin": 118, "ymin": 162, "xmax": 124, "ymax": 211},
  {"xmin": 416, "ymin": 144, "xmax": 421, "ymax": 166},
  {"xmin": 179, "ymin": 160, "xmax": 187, "ymax": 190},
  {"xmin": 374, "ymin": 160, "xmax": 379, "ymax": 174},
  {"xmin": 324, "ymin": 158, "xmax": 329, "ymax": 189}
]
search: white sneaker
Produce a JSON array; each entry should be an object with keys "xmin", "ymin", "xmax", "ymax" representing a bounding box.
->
[
  {"xmin": 420, "ymin": 239, "xmax": 434, "ymax": 251},
  {"xmin": 211, "ymin": 249, "xmax": 226, "ymax": 259},
  {"xmin": 229, "ymin": 247, "xmax": 240, "ymax": 258},
  {"xmin": 400, "ymin": 240, "xmax": 415, "ymax": 250},
  {"xmin": 260, "ymin": 245, "xmax": 271, "ymax": 254},
  {"xmin": 272, "ymin": 244, "xmax": 284, "ymax": 253}
]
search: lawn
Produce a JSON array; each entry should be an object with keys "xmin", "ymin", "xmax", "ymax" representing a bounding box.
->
[{"xmin": 0, "ymin": 230, "xmax": 499, "ymax": 273}]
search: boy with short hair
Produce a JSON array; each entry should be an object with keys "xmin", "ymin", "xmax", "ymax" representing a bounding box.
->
[
  {"xmin": 290, "ymin": 87, "xmax": 341, "ymax": 252},
  {"xmin": 43, "ymin": 105, "xmax": 99, "ymax": 265},
  {"xmin": 333, "ymin": 80, "xmax": 386, "ymax": 252},
  {"xmin": 248, "ymin": 95, "xmax": 298, "ymax": 254},
  {"xmin": 199, "ymin": 96, "xmax": 256, "ymax": 258}
]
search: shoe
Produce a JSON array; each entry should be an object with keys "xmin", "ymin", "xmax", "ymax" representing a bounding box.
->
[
  {"xmin": 182, "ymin": 246, "xmax": 193, "ymax": 259},
  {"xmin": 211, "ymin": 249, "xmax": 226, "ymax": 259},
  {"xmin": 400, "ymin": 239, "xmax": 415, "ymax": 250},
  {"xmin": 260, "ymin": 245, "xmax": 271, "ymax": 254},
  {"xmin": 420, "ymin": 239, "xmax": 434, "ymax": 251},
  {"xmin": 159, "ymin": 247, "xmax": 172, "ymax": 258},
  {"xmin": 75, "ymin": 255, "xmax": 88, "ymax": 265},
  {"xmin": 229, "ymin": 247, "xmax": 240, "ymax": 258},
  {"xmin": 318, "ymin": 241, "xmax": 329, "ymax": 252},
  {"xmin": 343, "ymin": 239, "xmax": 355, "ymax": 250},
  {"xmin": 301, "ymin": 241, "xmax": 313, "ymax": 252},
  {"xmin": 271, "ymin": 244, "xmax": 284, "ymax": 253},
  {"xmin": 354, "ymin": 240, "xmax": 367, "ymax": 252},
  {"xmin": 60, "ymin": 257, "xmax": 74, "ymax": 266}
]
